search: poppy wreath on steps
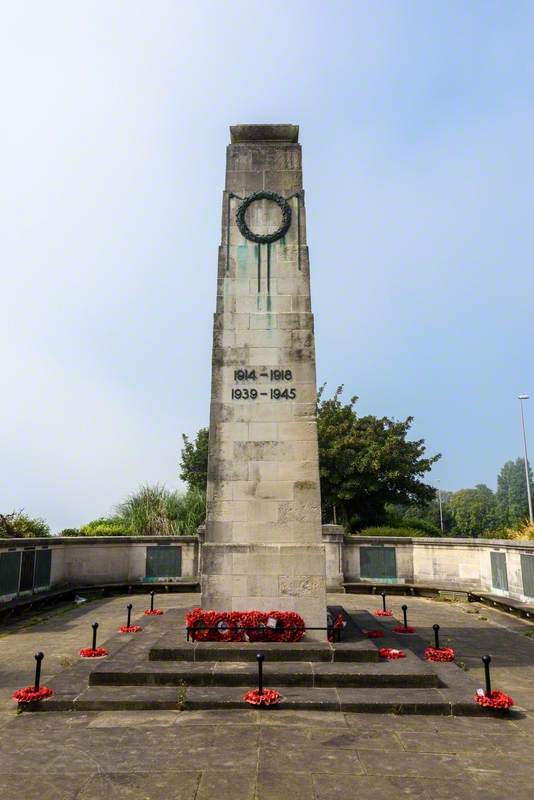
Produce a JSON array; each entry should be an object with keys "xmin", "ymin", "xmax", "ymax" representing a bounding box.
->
[
  {"xmin": 79, "ymin": 647, "xmax": 108, "ymax": 658},
  {"xmin": 243, "ymin": 688, "xmax": 281, "ymax": 706},
  {"xmin": 144, "ymin": 609, "xmax": 164, "ymax": 616},
  {"xmin": 374, "ymin": 610, "xmax": 393, "ymax": 617},
  {"xmin": 185, "ymin": 608, "xmax": 305, "ymax": 642},
  {"xmin": 118, "ymin": 625, "xmax": 142, "ymax": 634},
  {"xmin": 393, "ymin": 625, "xmax": 416, "ymax": 634},
  {"xmin": 474, "ymin": 690, "xmax": 514, "ymax": 710},
  {"xmin": 365, "ymin": 630, "xmax": 385, "ymax": 639},
  {"xmin": 12, "ymin": 686, "xmax": 54, "ymax": 703},
  {"xmin": 379, "ymin": 647, "xmax": 406, "ymax": 660},
  {"xmin": 424, "ymin": 646, "xmax": 455, "ymax": 663}
]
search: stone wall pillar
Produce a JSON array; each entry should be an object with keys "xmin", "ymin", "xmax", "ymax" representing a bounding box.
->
[
  {"xmin": 201, "ymin": 124, "xmax": 327, "ymax": 638},
  {"xmin": 322, "ymin": 524, "xmax": 346, "ymax": 592}
]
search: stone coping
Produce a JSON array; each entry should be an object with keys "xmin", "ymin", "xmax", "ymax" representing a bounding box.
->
[
  {"xmin": 346, "ymin": 536, "xmax": 534, "ymax": 551},
  {"xmin": 0, "ymin": 535, "xmax": 198, "ymax": 547},
  {"xmin": 230, "ymin": 124, "xmax": 299, "ymax": 143}
]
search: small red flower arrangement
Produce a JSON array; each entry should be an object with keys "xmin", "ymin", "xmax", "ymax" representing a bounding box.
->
[
  {"xmin": 144, "ymin": 609, "xmax": 164, "ymax": 616},
  {"xmin": 243, "ymin": 688, "xmax": 281, "ymax": 706},
  {"xmin": 379, "ymin": 647, "xmax": 406, "ymax": 659},
  {"xmin": 328, "ymin": 612, "xmax": 345, "ymax": 642},
  {"xmin": 374, "ymin": 610, "xmax": 393, "ymax": 617},
  {"xmin": 424, "ymin": 646, "xmax": 455, "ymax": 663},
  {"xmin": 474, "ymin": 690, "xmax": 514, "ymax": 710},
  {"xmin": 393, "ymin": 625, "xmax": 416, "ymax": 634},
  {"xmin": 12, "ymin": 686, "xmax": 54, "ymax": 703},
  {"xmin": 118, "ymin": 625, "xmax": 142, "ymax": 633},
  {"xmin": 79, "ymin": 647, "xmax": 108, "ymax": 658},
  {"xmin": 365, "ymin": 630, "xmax": 385, "ymax": 639}
]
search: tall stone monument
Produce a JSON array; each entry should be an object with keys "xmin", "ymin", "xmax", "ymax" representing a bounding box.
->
[{"xmin": 202, "ymin": 124, "xmax": 327, "ymax": 638}]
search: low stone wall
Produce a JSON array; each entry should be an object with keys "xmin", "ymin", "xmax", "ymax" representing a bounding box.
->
[
  {"xmin": 2, "ymin": 531, "xmax": 534, "ymax": 607},
  {"xmin": 0, "ymin": 536, "xmax": 199, "ymax": 604},
  {"xmin": 341, "ymin": 535, "xmax": 534, "ymax": 603}
]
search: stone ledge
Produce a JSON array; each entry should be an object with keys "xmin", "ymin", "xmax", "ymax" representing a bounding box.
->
[{"xmin": 230, "ymin": 124, "xmax": 299, "ymax": 143}]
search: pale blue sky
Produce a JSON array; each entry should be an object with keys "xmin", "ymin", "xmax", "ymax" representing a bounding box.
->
[{"xmin": 1, "ymin": 2, "xmax": 533, "ymax": 531}]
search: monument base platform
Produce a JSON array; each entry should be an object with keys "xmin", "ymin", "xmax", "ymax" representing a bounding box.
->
[
  {"xmin": 20, "ymin": 604, "xmax": 495, "ymax": 716},
  {"xmin": 201, "ymin": 543, "xmax": 328, "ymax": 641}
]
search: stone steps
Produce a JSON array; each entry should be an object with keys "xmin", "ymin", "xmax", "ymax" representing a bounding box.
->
[
  {"xmin": 149, "ymin": 638, "xmax": 378, "ymax": 663},
  {"xmin": 31, "ymin": 684, "xmax": 476, "ymax": 715},
  {"xmin": 88, "ymin": 657, "xmax": 439, "ymax": 688}
]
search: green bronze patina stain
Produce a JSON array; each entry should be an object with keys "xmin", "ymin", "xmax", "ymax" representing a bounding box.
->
[
  {"xmin": 266, "ymin": 295, "xmax": 272, "ymax": 313},
  {"xmin": 237, "ymin": 244, "xmax": 248, "ymax": 274}
]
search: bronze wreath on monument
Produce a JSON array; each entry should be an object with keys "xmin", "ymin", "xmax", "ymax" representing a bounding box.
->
[{"xmin": 235, "ymin": 191, "xmax": 292, "ymax": 244}]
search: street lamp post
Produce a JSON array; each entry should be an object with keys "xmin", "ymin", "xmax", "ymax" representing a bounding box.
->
[
  {"xmin": 518, "ymin": 395, "xmax": 534, "ymax": 525},
  {"xmin": 437, "ymin": 480, "xmax": 444, "ymax": 534}
]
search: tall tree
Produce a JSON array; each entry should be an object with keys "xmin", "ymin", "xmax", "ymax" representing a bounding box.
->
[
  {"xmin": 448, "ymin": 484, "xmax": 497, "ymax": 537},
  {"xmin": 496, "ymin": 458, "xmax": 534, "ymax": 528},
  {"xmin": 180, "ymin": 429, "xmax": 209, "ymax": 492},
  {"xmin": 317, "ymin": 387, "xmax": 440, "ymax": 530}
]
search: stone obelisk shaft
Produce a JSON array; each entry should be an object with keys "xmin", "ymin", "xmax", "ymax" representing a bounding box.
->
[{"xmin": 202, "ymin": 124, "xmax": 327, "ymax": 638}]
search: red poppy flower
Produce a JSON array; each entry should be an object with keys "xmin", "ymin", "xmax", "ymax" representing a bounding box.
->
[
  {"xmin": 12, "ymin": 686, "xmax": 54, "ymax": 703},
  {"xmin": 474, "ymin": 690, "xmax": 513, "ymax": 710},
  {"xmin": 374, "ymin": 610, "xmax": 393, "ymax": 617},
  {"xmin": 393, "ymin": 625, "xmax": 416, "ymax": 634},
  {"xmin": 366, "ymin": 630, "xmax": 385, "ymax": 638},
  {"xmin": 118, "ymin": 625, "xmax": 142, "ymax": 633},
  {"xmin": 424, "ymin": 646, "xmax": 455, "ymax": 662},
  {"xmin": 379, "ymin": 647, "xmax": 406, "ymax": 659},
  {"xmin": 144, "ymin": 609, "xmax": 164, "ymax": 616},
  {"xmin": 79, "ymin": 647, "xmax": 108, "ymax": 658},
  {"xmin": 185, "ymin": 609, "xmax": 305, "ymax": 643},
  {"xmin": 243, "ymin": 688, "xmax": 281, "ymax": 706}
]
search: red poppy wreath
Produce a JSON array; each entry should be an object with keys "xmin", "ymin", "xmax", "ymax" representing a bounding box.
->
[
  {"xmin": 424, "ymin": 646, "xmax": 455, "ymax": 663},
  {"xmin": 144, "ymin": 609, "xmax": 164, "ymax": 616},
  {"xmin": 79, "ymin": 647, "xmax": 108, "ymax": 658},
  {"xmin": 474, "ymin": 690, "xmax": 513, "ymax": 710},
  {"xmin": 12, "ymin": 686, "xmax": 54, "ymax": 703},
  {"xmin": 243, "ymin": 688, "xmax": 281, "ymax": 706},
  {"xmin": 379, "ymin": 647, "xmax": 406, "ymax": 659},
  {"xmin": 118, "ymin": 625, "xmax": 142, "ymax": 633}
]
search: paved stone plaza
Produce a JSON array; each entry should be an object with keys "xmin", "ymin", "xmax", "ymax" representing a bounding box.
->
[{"xmin": 1, "ymin": 593, "xmax": 534, "ymax": 799}]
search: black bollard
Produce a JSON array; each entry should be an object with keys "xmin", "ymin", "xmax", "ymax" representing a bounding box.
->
[
  {"xmin": 402, "ymin": 604, "xmax": 408, "ymax": 629},
  {"xmin": 92, "ymin": 622, "xmax": 99, "ymax": 651},
  {"xmin": 433, "ymin": 624, "xmax": 440, "ymax": 649},
  {"xmin": 482, "ymin": 655, "xmax": 492, "ymax": 696},
  {"xmin": 256, "ymin": 653, "xmax": 264, "ymax": 697},
  {"xmin": 34, "ymin": 652, "xmax": 44, "ymax": 692},
  {"xmin": 381, "ymin": 592, "xmax": 387, "ymax": 612},
  {"xmin": 126, "ymin": 604, "xmax": 133, "ymax": 628},
  {"xmin": 150, "ymin": 591, "xmax": 155, "ymax": 612}
]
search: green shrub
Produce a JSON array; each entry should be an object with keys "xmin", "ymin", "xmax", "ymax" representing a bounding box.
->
[
  {"xmin": 59, "ymin": 528, "xmax": 81, "ymax": 537},
  {"xmin": 79, "ymin": 517, "xmax": 132, "ymax": 537},
  {"xmin": 358, "ymin": 526, "xmax": 428, "ymax": 538},
  {"xmin": 0, "ymin": 511, "xmax": 51, "ymax": 538},
  {"xmin": 116, "ymin": 484, "xmax": 205, "ymax": 536}
]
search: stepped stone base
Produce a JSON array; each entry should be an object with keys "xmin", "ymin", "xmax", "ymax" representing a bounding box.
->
[{"xmin": 18, "ymin": 605, "xmax": 506, "ymax": 717}]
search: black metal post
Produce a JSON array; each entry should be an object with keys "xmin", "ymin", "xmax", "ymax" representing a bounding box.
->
[
  {"xmin": 402, "ymin": 604, "xmax": 408, "ymax": 629},
  {"xmin": 433, "ymin": 624, "xmax": 440, "ymax": 649},
  {"xmin": 482, "ymin": 655, "xmax": 492, "ymax": 696},
  {"xmin": 381, "ymin": 592, "xmax": 387, "ymax": 612},
  {"xmin": 127, "ymin": 604, "xmax": 133, "ymax": 628},
  {"xmin": 256, "ymin": 653, "xmax": 264, "ymax": 696},
  {"xmin": 92, "ymin": 622, "xmax": 98, "ymax": 651},
  {"xmin": 34, "ymin": 652, "xmax": 44, "ymax": 692},
  {"xmin": 150, "ymin": 591, "xmax": 155, "ymax": 611}
]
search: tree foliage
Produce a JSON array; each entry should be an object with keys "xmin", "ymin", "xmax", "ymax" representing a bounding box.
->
[
  {"xmin": 496, "ymin": 458, "xmax": 533, "ymax": 527},
  {"xmin": 448, "ymin": 484, "xmax": 497, "ymax": 537},
  {"xmin": 0, "ymin": 511, "xmax": 50, "ymax": 538},
  {"xmin": 180, "ymin": 429, "xmax": 209, "ymax": 492},
  {"xmin": 317, "ymin": 386, "xmax": 440, "ymax": 531}
]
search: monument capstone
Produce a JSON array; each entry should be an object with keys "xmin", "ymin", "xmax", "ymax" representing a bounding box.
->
[{"xmin": 202, "ymin": 124, "xmax": 327, "ymax": 639}]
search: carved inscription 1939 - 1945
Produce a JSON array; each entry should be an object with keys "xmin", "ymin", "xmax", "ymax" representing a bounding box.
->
[{"xmin": 231, "ymin": 368, "xmax": 296, "ymax": 401}]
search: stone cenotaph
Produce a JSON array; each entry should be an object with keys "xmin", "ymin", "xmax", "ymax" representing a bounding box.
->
[{"xmin": 201, "ymin": 124, "xmax": 327, "ymax": 638}]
